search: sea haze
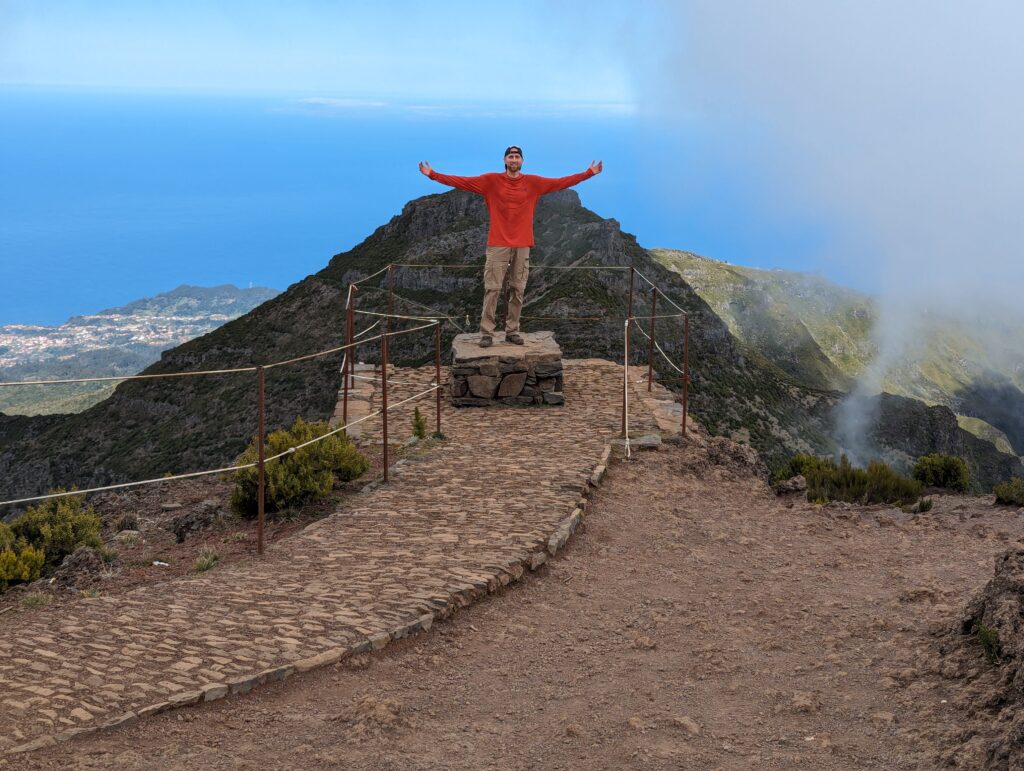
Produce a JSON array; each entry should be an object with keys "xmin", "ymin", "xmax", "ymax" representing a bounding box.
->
[{"xmin": 0, "ymin": 87, "xmax": 823, "ymax": 326}]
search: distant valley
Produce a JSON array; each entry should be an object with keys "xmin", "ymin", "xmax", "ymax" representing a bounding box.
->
[{"xmin": 0, "ymin": 284, "xmax": 279, "ymax": 415}]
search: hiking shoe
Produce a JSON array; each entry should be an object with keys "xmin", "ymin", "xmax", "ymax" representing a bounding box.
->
[
  {"xmin": 506, "ymin": 332, "xmax": 525, "ymax": 345},
  {"xmin": 479, "ymin": 335, "xmax": 493, "ymax": 348}
]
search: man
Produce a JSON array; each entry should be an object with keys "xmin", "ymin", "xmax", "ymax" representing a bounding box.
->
[{"xmin": 419, "ymin": 146, "xmax": 602, "ymax": 347}]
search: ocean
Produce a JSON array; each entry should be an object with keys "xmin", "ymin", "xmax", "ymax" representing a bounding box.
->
[{"xmin": 0, "ymin": 87, "xmax": 820, "ymax": 326}]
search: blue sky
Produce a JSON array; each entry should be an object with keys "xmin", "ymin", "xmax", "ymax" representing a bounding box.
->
[
  {"xmin": 0, "ymin": 1, "xmax": 638, "ymax": 103},
  {"xmin": 3, "ymin": 1, "xmax": 1023, "ymax": 328}
]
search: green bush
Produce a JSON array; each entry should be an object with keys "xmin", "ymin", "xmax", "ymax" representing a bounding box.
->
[
  {"xmin": 231, "ymin": 417, "xmax": 369, "ymax": 517},
  {"xmin": 412, "ymin": 407, "xmax": 428, "ymax": 440},
  {"xmin": 0, "ymin": 543, "xmax": 45, "ymax": 590},
  {"xmin": 912, "ymin": 453, "xmax": 970, "ymax": 492},
  {"xmin": 779, "ymin": 454, "xmax": 922, "ymax": 506},
  {"xmin": 772, "ymin": 453, "xmax": 834, "ymax": 484},
  {"xmin": 11, "ymin": 493, "xmax": 103, "ymax": 570},
  {"xmin": 917, "ymin": 497, "xmax": 934, "ymax": 513},
  {"xmin": 994, "ymin": 477, "xmax": 1024, "ymax": 506}
]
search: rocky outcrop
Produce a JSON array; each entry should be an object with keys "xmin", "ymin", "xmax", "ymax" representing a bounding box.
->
[
  {"xmin": 865, "ymin": 393, "xmax": 1023, "ymax": 490},
  {"xmin": 953, "ymin": 550, "xmax": 1024, "ymax": 768}
]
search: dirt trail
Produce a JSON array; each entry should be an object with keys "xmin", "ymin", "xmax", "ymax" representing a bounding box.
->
[{"xmin": 16, "ymin": 439, "xmax": 1024, "ymax": 770}]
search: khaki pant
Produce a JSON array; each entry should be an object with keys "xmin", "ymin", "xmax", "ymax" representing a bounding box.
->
[{"xmin": 480, "ymin": 246, "xmax": 530, "ymax": 336}]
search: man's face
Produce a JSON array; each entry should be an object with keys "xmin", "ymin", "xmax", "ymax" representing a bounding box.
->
[{"xmin": 504, "ymin": 151, "xmax": 523, "ymax": 173}]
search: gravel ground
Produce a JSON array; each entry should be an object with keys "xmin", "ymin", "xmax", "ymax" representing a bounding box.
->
[{"xmin": 16, "ymin": 436, "xmax": 1024, "ymax": 770}]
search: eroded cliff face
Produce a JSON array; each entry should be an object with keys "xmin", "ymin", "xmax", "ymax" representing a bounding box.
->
[
  {"xmin": 860, "ymin": 394, "xmax": 1023, "ymax": 489},
  {"xmin": 1, "ymin": 189, "xmax": 1018, "ymax": 502}
]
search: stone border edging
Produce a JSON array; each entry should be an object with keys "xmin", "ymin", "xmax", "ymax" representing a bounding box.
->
[{"xmin": 8, "ymin": 442, "xmax": 615, "ymax": 756}]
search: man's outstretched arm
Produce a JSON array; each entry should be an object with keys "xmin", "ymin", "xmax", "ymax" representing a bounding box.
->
[
  {"xmin": 419, "ymin": 161, "xmax": 489, "ymax": 195},
  {"xmin": 531, "ymin": 160, "xmax": 603, "ymax": 195}
]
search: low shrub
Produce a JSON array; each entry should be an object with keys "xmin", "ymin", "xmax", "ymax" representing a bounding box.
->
[
  {"xmin": 976, "ymin": 621, "xmax": 1002, "ymax": 664},
  {"xmin": 113, "ymin": 512, "xmax": 140, "ymax": 532},
  {"xmin": 0, "ymin": 543, "xmax": 45, "ymax": 590},
  {"xmin": 10, "ymin": 493, "xmax": 102, "ymax": 570},
  {"xmin": 772, "ymin": 453, "xmax": 834, "ymax": 484},
  {"xmin": 994, "ymin": 477, "xmax": 1024, "ymax": 506},
  {"xmin": 21, "ymin": 591, "xmax": 51, "ymax": 609},
  {"xmin": 231, "ymin": 417, "xmax": 369, "ymax": 518},
  {"xmin": 412, "ymin": 407, "xmax": 427, "ymax": 440},
  {"xmin": 779, "ymin": 454, "xmax": 922, "ymax": 506},
  {"xmin": 192, "ymin": 548, "xmax": 220, "ymax": 573},
  {"xmin": 917, "ymin": 497, "xmax": 934, "ymax": 513},
  {"xmin": 913, "ymin": 453, "xmax": 970, "ymax": 492}
]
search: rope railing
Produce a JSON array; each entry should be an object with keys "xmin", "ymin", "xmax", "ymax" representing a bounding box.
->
[
  {"xmin": 0, "ymin": 320, "xmax": 438, "ymax": 387},
  {"xmin": 0, "ymin": 315, "xmax": 446, "ymax": 558},
  {"xmin": 262, "ymin": 384, "xmax": 441, "ymax": 464},
  {"xmin": 389, "ymin": 263, "xmax": 631, "ymax": 271},
  {"xmin": 2, "ymin": 261, "xmax": 693, "ymax": 556},
  {"xmin": 631, "ymin": 320, "xmax": 685, "ymax": 375},
  {"xmin": 0, "ymin": 366, "xmax": 260, "ymax": 388}
]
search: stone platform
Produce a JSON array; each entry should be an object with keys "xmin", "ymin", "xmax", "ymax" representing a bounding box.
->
[{"xmin": 450, "ymin": 331, "xmax": 564, "ymax": 407}]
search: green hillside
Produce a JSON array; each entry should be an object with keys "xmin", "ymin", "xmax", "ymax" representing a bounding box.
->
[{"xmin": 651, "ymin": 248, "xmax": 1024, "ymax": 457}]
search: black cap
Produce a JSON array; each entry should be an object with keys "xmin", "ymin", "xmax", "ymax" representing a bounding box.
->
[{"xmin": 504, "ymin": 145, "xmax": 523, "ymax": 157}]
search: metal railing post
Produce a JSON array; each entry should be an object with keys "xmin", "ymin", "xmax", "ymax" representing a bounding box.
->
[
  {"xmin": 386, "ymin": 265, "xmax": 394, "ymax": 336},
  {"xmin": 647, "ymin": 287, "xmax": 657, "ymax": 392},
  {"xmin": 682, "ymin": 313, "xmax": 690, "ymax": 436},
  {"xmin": 257, "ymin": 365, "xmax": 265, "ymax": 556},
  {"xmin": 622, "ymin": 318, "xmax": 630, "ymax": 438},
  {"xmin": 342, "ymin": 285, "xmax": 355, "ymax": 430},
  {"xmin": 382, "ymin": 328, "xmax": 390, "ymax": 483},
  {"xmin": 434, "ymin": 320, "xmax": 442, "ymax": 436},
  {"xmin": 627, "ymin": 265, "xmax": 635, "ymax": 320}
]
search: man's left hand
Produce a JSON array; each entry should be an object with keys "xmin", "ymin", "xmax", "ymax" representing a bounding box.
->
[{"xmin": 588, "ymin": 160, "xmax": 603, "ymax": 175}]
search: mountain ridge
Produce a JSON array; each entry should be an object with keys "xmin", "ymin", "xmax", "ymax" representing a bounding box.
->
[{"xmin": 1, "ymin": 191, "xmax": 1019, "ymax": 503}]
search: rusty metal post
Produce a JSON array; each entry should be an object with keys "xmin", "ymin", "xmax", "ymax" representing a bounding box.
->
[
  {"xmin": 434, "ymin": 320, "xmax": 442, "ymax": 436},
  {"xmin": 342, "ymin": 285, "xmax": 355, "ymax": 429},
  {"xmin": 256, "ymin": 365, "xmax": 265, "ymax": 556},
  {"xmin": 622, "ymin": 318, "xmax": 629, "ymax": 438},
  {"xmin": 682, "ymin": 313, "xmax": 690, "ymax": 436},
  {"xmin": 382, "ymin": 327, "xmax": 389, "ymax": 483},
  {"xmin": 386, "ymin": 265, "xmax": 394, "ymax": 336},
  {"xmin": 647, "ymin": 287, "xmax": 657, "ymax": 392},
  {"xmin": 627, "ymin": 266, "xmax": 635, "ymax": 320}
]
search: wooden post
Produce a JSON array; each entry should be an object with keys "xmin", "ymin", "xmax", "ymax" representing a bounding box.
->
[
  {"xmin": 256, "ymin": 365, "xmax": 265, "ymax": 556},
  {"xmin": 647, "ymin": 287, "xmax": 657, "ymax": 392}
]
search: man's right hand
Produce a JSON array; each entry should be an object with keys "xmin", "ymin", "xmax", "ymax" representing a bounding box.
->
[{"xmin": 418, "ymin": 161, "xmax": 433, "ymax": 177}]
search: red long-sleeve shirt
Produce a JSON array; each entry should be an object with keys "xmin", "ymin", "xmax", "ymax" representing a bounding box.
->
[{"xmin": 428, "ymin": 168, "xmax": 595, "ymax": 247}]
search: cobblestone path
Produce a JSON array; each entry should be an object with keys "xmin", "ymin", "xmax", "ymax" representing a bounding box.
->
[{"xmin": 1, "ymin": 360, "xmax": 675, "ymax": 755}]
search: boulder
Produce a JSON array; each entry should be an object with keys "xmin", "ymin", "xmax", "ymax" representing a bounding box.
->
[
  {"xmin": 167, "ymin": 499, "xmax": 225, "ymax": 543},
  {"xmin": 51, "ymin": 546, "xmax": 106, "ymax": 590}
]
